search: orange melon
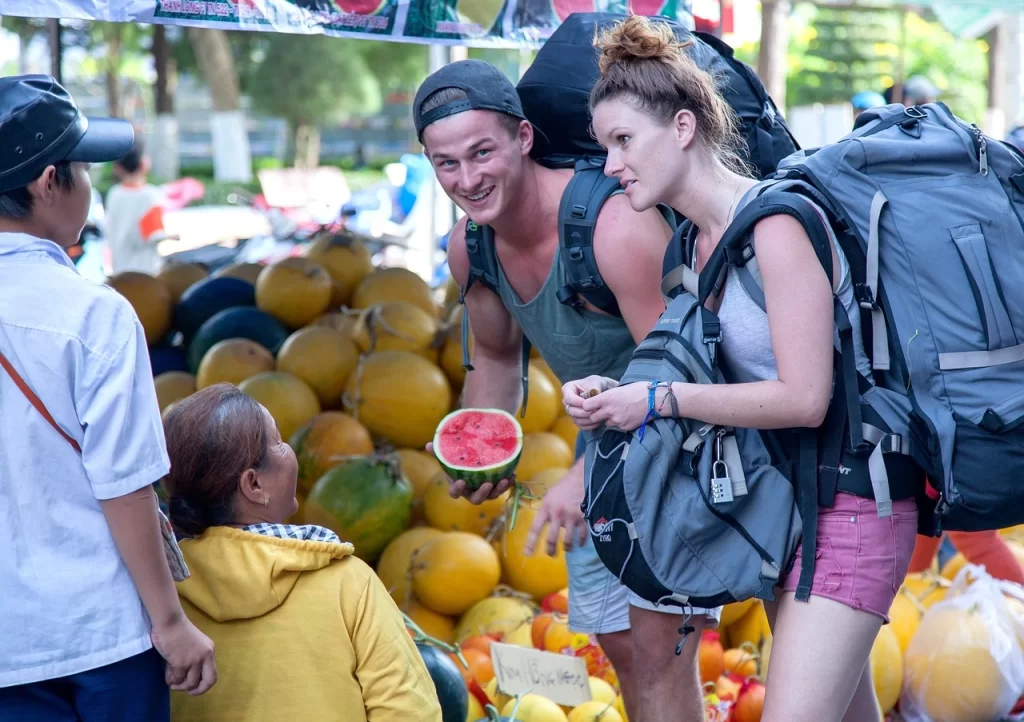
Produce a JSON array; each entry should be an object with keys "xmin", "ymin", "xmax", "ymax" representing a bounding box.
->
[
  {"xmin": 516, "ymin": 432, "xmax": 574, "ymax": 483},
  {"xmin": 106, "ymin": 271, "xmax": 172, "ymax": 344},
  {"xmin": 275, "ymin": 325, "xmax": 359, "ymax": 408},
  {"xmin": 156, "ymin": 262, "xmax": 208, "ymax": 303},
  {"xmin": 255, "ymin": 257, "xmax": 333, "ymax": 329},
  {"xmin": 289, "ymin": 411, "xmax": 375, "ymax": 494},
  {"xmin": 376, "ymin": 526, "xmax": 445, "ymax": 608},
  {"xmin": 213, "ymin": 262, "xmax": 264, "ymax": 285},
  {"xmin": 343, "ymin": 351, "xmax": 453, "ymax": 449},
  {"xmin": 305, "ymin": 232, "xmax": 374, "ymax": 308},
  {"xmin": 153, "ymin": 371, "xmax": 196, "ymax": 412},
  {"xmin": 195, "ymin": 338, "xmax": 276, "ymax": 389},
  {"xmin": 396, "ymin": 449, "xmax": 443, "ymax": 504},
  {"xmin": 405, "ymin": 597, "xmax": 456, "ymax": 644},
  {"xmin": 352, "ymin": 267, "xmax": 437, "ymax": 318},
  {"xmin": 238, "ymin": 371, "xmax": 321, "ymax": 442},
  {"xmin": 412, "ymin": 531, "xmax": 502, "ymax": 616},
  {"xmin": 353, "ymin": 300, "xmax": 441, "ymax": 360},
  {"xmin": 423, "ymin": 473, "xmax": 508, "ymax": 536},
  {"xmin": 499, "ymin": 502, "xmax": 569, "ymax": 600}
]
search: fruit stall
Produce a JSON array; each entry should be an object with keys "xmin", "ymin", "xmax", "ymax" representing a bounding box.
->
[{"xmin": 105, "ymin": 230, "xmax": 1024, "ymax": 722}]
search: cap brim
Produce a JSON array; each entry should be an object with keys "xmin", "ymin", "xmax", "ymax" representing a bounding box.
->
[{"xmin": 64, "ymin": 116, "xmax": 135, "ymax": 163}]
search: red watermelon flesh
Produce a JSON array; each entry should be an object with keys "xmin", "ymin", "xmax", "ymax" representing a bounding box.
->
[
  {"xmin": 332, "ymin": 0, "xmax": 387, "ymax": 15},
  {"xmin": 432, "ymin": 409, "xmax": 523, "ymax": 489}
]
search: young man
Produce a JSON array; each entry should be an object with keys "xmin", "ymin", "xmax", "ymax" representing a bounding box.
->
[
  {"xmin": 104, "ymin": 138, "xmax": 168, "ymax": 275},
  {"xmin": 415, "ymin": 60, "xmax": 718, "ymax": 722},
  {"xmin": 0, "ymin": 75, "xmax": 216, "ymax": 720}
]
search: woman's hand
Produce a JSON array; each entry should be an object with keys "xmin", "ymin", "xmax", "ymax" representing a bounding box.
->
[
  {"xmin": 151, "ymin": 612, "xmax": 217, "ymax": 696},
  {"xmin": 580, "ymin": 382, "xmax": 651, "ymax": 432},
  {"xmin": 562, "ymin": 376, "xmax": 620, "ymax": 431}
]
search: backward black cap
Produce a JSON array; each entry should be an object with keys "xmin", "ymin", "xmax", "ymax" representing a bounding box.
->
[{"xmin": 412, "ymin": 59, "xmax": 530, "ymax": 142}]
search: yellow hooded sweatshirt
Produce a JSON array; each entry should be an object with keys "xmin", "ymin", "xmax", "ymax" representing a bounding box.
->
[{"xmin": 170, "ymin": 526, "xmax": 442, "ymax": 722}]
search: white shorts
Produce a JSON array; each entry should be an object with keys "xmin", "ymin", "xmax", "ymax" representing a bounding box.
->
[{"xmin": 565, "ymin": 539, "xmax": 722, "ymax": 635}]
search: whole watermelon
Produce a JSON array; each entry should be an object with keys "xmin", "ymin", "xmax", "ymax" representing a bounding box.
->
[
  {"xmin": 416, "ymin": 643, "xmax": 469, "ymax": 722},
  {"xmin": 186, "ymin": 306, "xmax": 290, "ymax": 374},
  {"xmin": 174, "ymin": 276, "xmax": 256, "ymax": 342},
  {"xmin": 303, "ymin": 454, "xmax": 413, "ymax": 564},
  {"xmin": 149, "ymin": 341, "xmax": 189, "ymax": 376}
]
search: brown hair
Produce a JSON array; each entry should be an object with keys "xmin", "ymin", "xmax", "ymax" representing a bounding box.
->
[
  {"xmin": 589, "ymin": 14, "xmax": 752, "ymax": 177},
  {"xmin": 161, "ymin": 384, "xmax": 268, "ymax": 536},
  {"xmin": 418, "ymin": 87, "xmax": 523, "ymax": 140}
]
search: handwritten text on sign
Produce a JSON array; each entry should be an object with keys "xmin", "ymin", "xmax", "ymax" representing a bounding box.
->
[{"xmin": 489, "ymin": 642, "xmax": 592, "ymax": 707}]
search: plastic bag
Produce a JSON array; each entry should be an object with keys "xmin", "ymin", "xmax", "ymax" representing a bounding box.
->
[{"xmin": 900, "ymin": 563, "xmax": 1024, "ymax": 722}]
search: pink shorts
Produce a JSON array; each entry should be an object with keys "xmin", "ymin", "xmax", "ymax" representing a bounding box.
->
[{"xmin": 780, "ymin": 492, "xmax": 919, "ymax": 623}]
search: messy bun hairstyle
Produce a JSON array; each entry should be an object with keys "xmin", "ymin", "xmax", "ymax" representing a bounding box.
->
[{"xmin": 590, "ymin": 14, "xmax": 752, "ymax": 177}]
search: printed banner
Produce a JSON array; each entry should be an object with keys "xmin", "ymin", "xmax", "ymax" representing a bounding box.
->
[{"xmin": 13, "ymin": 0, "xmax": 694, "ymax": 48}]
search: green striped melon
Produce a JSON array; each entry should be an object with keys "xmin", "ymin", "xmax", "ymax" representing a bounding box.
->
[
  {"xmin": 432, "ymin": 409, "xmax": 523, "ymax": 490},
  {"xmin": 303, "ymin": 454, "xmax": 413, "ymax": 564}
]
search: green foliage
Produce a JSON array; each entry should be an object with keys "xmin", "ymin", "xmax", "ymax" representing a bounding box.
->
[
  {"xmin": 729, "ymin": 3, "xmax": 988, "ymax": 123},
  {"xmin": 249, "ymin": 34, "xmax": 382, "ymax": 129}
]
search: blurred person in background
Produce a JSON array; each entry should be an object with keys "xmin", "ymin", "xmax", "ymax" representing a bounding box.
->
[
  {"xmin": 851, "ymin": 90, "xmax": 886, "ymax": 120},
  {"xmin": 883, "ymin": 75, "xmax": 940, "ymax": 107},
  {"xmin": 104, "ymin": 137, "xmax": 167, "ymax": 275}
]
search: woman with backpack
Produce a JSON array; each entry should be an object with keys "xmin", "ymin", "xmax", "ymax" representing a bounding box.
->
[{"xmin": 562, "ymin": 15, "xmax": 919, "ymax": 722}]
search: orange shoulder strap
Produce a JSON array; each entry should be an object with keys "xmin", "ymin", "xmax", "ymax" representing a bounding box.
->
[{"xmin": 0, "ymin": 351, "xmax": 82, "ymax": 454}]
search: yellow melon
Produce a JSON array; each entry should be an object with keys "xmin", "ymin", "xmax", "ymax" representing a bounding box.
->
[
  {"xmin": 520, "ymin": 467, "xmax": 571, "ymax": 501},
  {"xmin": 352, "ymin": 267, "xmax": 437, "ymax": 318},
  {"xmin": 343, "ymin": 351, "xmax": 453, "ymax": 449},
  {"xmin": 153, "ymin": 371, "xmax": 196, "ymax": 412},
  {"xmin": 466, "ymin": 695, "xmax": 485, "ymax": 722},
  {"xmin": 289, "ymin": 411, "xmax": 375, "ymax": 494},
  {"xmin": 255, "ymin": 257, "xmax": 333, "ymax": 329},
  {"xmin": 567, "ymin": 701, "xmax": 621, "ymax": 722},
  {"xmin": 484, "ymin": 678, "xmax": 513, "ymax": 713},
  {"xmin": 519, "ymin": 362, "xmax": 561, "ymax": 435},
  {"xmin": 412, "ymin": 531, "xmax": 502, "ymax": 616},
  {"xmin": 405, "ymin": 597, "xmax": 456, "ymax": 644},
  {"xmin": 213, "ymin": 262, "xmax": 264, "ymax": 285},
  {"xmin": 313, "ymin": 310, "xmax": 360, "ymax": 337},
  {"xmin": 516, "ymin": 433, "xmax": 575, "ymax": 483},
  {"xmin": 902, "ymin": 571, "xmax": 950, "ymax": 610},
  {"xmin": 502, "ymin": 694, "xmax": 568, "ymax": 722},
  {"xmin": 503, "ymin": 620, "xmax": 535, "ymax": 647},
  {"xmin": 106, "ymin": 271, "xmax": 172, "ymax": 344},
  {"xmin": 904, "ymin": 603, "xmax": 1011, "ymax": 722},
  {"xmin": 353, "ymin": 301, "xmax": 441, "ymax": 360},
  {"xmin": 499, "ymin": 503, "xmax": 569, "ymax": 600},
  {"xmin": 888, "ymin": 589, "xmax": 923, "ymax": 654},
  {"xmin": 376, "ymin": 526, "xmax": 445, "ymax": 608},
  {"xmin": 423, "ymin": 473, "xmax": 508, "ymax": 536},
  {"xmin": 396, "ymin": 449, "xmax": 443, "ymax": 503},
  {"xmin": 869, "ymin": 624, "xmax": 902, "ymax": 714},
  {"xmin": 305, "ymin": 233, "xmax": 374, "ymax": 308},
  {"xmin": 719, "ymin": 599, "xmax": 757, "ymax": 628},
  {"xmin": 532, "ymin": 357, "xmax": 562, "ymax": 393},
  {"xmin": 238, "ymin": 371, "xmax": 321, "ymax": 442},
  {"xmin": 588, "ymin": 677, "xmax": 617, "ymax": 705},
  {"xmin": 941, "ymin": 551, "xmax": 968, "ymax": 582},
  {"xmin": 275, "ymin": 325, "xmax": 359, "ymax": 408},
  {"xmin": 551, "ymin": 416, "xmax": 580, "ymax": 452},
  {"xmin": 196, "ymin": 338, "xmax": 276, "ymax": 389},
  {"xmin": 726, "ymin": 600, "xmax": 771, "ymax": 650},
  {"xmin": 156, "ymin": 262, "xmax": 208, "ymax": 303},
  {"xmin": 454, "ymin": 596, "xmax": 538, "ymax": 643}
]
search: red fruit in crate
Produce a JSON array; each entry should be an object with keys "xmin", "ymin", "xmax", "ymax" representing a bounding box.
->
[
  {"xmin": 733, "ymin": 678, "xmax": 766, "ymax": 722},
  {"xmin": 699, "ymin": 630, "xmax": 726, "ymax": 684}
]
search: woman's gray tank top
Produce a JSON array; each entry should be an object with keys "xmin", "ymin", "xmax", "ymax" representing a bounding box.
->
[
  {"xmin": 492, "ymin": 247, "xmax": 636, "ymax": 387},
  {"xmin": 706, "ymin": 193, "xmax": 871, "ymax": 385}
]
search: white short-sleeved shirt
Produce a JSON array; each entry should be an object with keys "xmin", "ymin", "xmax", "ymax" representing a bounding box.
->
[{"xmin": 0, "ymin": 232, "xmax": 171, "ymax": 687}]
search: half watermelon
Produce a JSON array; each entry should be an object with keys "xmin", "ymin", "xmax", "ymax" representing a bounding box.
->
[{"xmin": 432, "ymin": 409, "xmax": 523, "ymax": 490}]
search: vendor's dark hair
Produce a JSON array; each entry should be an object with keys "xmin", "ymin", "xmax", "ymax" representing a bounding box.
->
[
  {"xmin": 161, "ymin": 384, "xmax": 269, "ymax": 536},
  {"xmin": 0, "ymin": 162, "xmax": 76, "ymax": 220}
]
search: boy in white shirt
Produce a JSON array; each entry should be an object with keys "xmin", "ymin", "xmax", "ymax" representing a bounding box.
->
[
  {"xmin": 0, "ymin": 74, "xmax": 216, "ymax": 721},
  {"xmin": 103, "ymin": 139, "xmax": 167, "ymax": 276}
]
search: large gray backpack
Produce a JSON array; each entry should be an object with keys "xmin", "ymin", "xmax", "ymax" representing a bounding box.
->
[
  {"xmin": 662, "ymin": 102, "xmax": 1024, "ymax": 600},
  {"xmin": 581, "ymin": 290, "xmax": 803, "ymax": 634}
]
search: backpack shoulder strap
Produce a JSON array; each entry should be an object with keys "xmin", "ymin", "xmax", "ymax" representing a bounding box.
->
[
  {"xmin": 458, "ymin": 220, "xmax": 534, "ymax": 418},
  {"xmin": 556, "ymin": 160, "xmax": 629, "ymax": 317},
  {"xmin": 661, "ymin": 220, "xmax": 700, "ymax": 299}
]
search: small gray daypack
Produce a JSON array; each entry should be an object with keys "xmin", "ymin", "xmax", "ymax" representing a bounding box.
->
[
  {"xmin": 661, "ymin": 102, "xmax": 1024, "ymax": 600},
  {"xmin": 581, "ymin": 290, "xmax": 803, "ymax": 625}
]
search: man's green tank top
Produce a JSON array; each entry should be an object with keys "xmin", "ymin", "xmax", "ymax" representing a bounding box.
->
[{"xmin": 492, "ymin": 246, "xmax": 636, "ymax": 388}]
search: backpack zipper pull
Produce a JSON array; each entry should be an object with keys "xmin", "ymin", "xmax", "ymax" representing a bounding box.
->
[{"xmin": 979, "ymin": 134, "xmax": 989, "ymax": 176}]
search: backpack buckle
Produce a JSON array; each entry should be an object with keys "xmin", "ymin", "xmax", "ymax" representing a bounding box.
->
[
  {"xmin": 903, "ymin": 107, "xmax": 927, "ymax": 120},
  {"xmin": 854, "ymin": 282, "xmax": 877, "ymax": 310},
  {"xmin": 568, "ymin": 247, "xmax": 584, "ymax": 262},
  {"xmin": 571, "ymin": 204, "xmax": 587, "ymax": 219}
]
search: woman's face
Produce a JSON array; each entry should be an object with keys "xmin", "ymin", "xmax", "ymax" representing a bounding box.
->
[
  {"xmin": 256, "ymin": 406, "xmax": 299, "ymax": 522},
  {"xmin": 592, "ymin": 97, "xmax": 687, "ymax": 212}
]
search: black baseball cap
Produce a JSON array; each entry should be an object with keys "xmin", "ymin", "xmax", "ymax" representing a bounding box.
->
[
  {"xmin": 413, "ymin": 59, "xmax": 545, "ymax": 145},
  {"xmin": 0, "ymin": 74, "xmax": 135, "ymax": 194}
]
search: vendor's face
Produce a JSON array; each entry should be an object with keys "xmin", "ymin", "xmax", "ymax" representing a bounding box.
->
[{"xmin": 256, "ymin": 406, "xmax": 299, "ymax": 522}]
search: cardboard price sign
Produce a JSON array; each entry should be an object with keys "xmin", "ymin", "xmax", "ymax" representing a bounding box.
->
[{"xmin": 489, "ymin": 642, "xmax": 592, "ymax": 707}]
